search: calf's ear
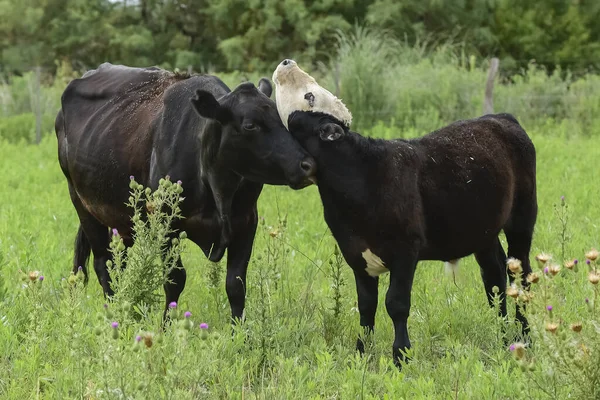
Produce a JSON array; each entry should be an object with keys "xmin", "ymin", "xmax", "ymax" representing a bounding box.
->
[
  {"xmin": 257, "ymin": 78, "xmax": 272, "ymax": 98},
  {"xmin": 319, "ymin": 123, "xmax": 344, "ymax": 141},
  {"xmin": 191, "ymin": 90, "xmax": 231, "ymax": 123}
]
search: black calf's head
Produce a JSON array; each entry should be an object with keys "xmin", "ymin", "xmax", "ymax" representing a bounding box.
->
[
  {"xmin": 287, "ymin": 111, "xmax": 348, "ymax": 160},
  {"xmin": 191, "ymin": 78, "xmax": 316, "ymax": 189}
]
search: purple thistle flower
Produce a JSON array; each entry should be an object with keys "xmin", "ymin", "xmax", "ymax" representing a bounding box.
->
[
  {"xmin": 168, "ymin": 301, "xmax": 177, "ymax": 309},
  {"xmin": 547, "ymin": 305, "xmax": 553, "ymax": 312},
  {"xmin": 587, "ymin": 259, "xmax": 591, "ymax": 265},
  {"xmin": 130, "ymin": 175, "xmax": 134, "ymax": 180},
  {"xmin": 111, "ymin": 321, "xmax": 119, "ymax": 329},
  {"xmin": 199, "ymin": 323, "xmax": 208, "ymax": 330},
  {"xmin": 78, "ymin": 266, "xmax": 83, "ymax": 272},
  {"xmin": 586, "ymin": 298, "xmax": 590, "ymax": 303},
  {"xmin": 543, "ymin": 266, "xmax": 549, "ymax": 274},
  {"xmin": 177, "ymin": 180, "xmax": 182, "ymax": 185},
  {"xmin": 135, "ymin": 335, "xmax": 142, "ymax": 342},
  {"xmin": 509, "ymin": 344, "xmax": 515, "ymax": 352},
  {"xmin": 560, "ymin": 195, "xmax": 565, "ymax": 202},
  {"xmin": 112, "ymin": 228, "xmax": 118, "ymax": 236},
  {"xmin": 39, "ymin": 276, "xmax": 44, "ymax": 282},
  {"xmin": 184, "ymin": 311, "xmax": 191, "ymax": 318},
  {"xmin": 574, "ymin": 259, "xmax": 579, "ymax": 265},
  {"xmin": 103, "ymin": 303, "xmax": 108, "ymax": 309}
]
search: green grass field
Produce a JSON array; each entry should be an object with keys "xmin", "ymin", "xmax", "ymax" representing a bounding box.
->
[{"xmin": 1, "ymin": 124, "xmax": 600, "ymax": 399}]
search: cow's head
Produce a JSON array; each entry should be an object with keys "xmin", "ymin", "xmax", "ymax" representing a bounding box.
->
[
  {"xmin": 190, "ymin": 78, "xmax": 316, "ymax": 189},
  {"xmin": 272, "ymin": 59, "xmax": 353, "ymax": 161}
]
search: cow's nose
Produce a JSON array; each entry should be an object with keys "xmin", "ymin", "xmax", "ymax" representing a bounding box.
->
[{"xmin": 300, "ymin": 159, "xmax": 317, "ymax": 176}]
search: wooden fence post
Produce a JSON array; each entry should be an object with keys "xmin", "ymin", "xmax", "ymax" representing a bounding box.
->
[{"xmin": 483, "ymin": 57, "xmax": 499, "ymax": 115}]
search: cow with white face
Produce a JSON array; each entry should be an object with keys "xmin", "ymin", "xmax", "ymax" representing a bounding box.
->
[{"xmin": 273, "ymin": 59, "xmax": 538, "ymax": 369}]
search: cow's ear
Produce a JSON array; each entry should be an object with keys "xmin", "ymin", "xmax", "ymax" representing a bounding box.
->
[
  {"xmin": 257, "ymin": 78, "xmax": 272, "ymax": 98},
  {"xmin": 191, "ymin": 90, "xmax": 230, "ymax": 122},
  {"xmin": 319, "ymin": 123, "xmax": 344, "ymax": 142}
]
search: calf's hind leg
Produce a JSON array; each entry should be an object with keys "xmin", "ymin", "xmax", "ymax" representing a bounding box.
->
[{"xmin": 475, "ymin": 238, "xmax": 508, "ymax": 321}]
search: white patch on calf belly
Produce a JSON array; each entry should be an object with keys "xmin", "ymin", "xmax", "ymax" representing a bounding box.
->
[
  {"xmin": 444, "ymin": 259, "xmax": 460, "ymax": 275},
  {"xmin": 362, "ymin": 249, "xmax": 389, "ymax": 277}
]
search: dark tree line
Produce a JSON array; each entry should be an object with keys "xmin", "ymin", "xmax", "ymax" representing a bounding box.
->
[{"xmin": 1, "ymin": 0, "xmax": 599, "ymax": 76}]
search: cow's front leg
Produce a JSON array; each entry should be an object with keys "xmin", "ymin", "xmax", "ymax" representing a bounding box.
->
[
  {"xmin": 386, "ymin": 252, "xmax": 418, "ymax": 369},
  {"xmin": 353, "ymin": 269, "xmax": 379, "ymax": 354},
  {"xmin": 225, "ymin": 210, "xmax": 258, "ymax": 324}
]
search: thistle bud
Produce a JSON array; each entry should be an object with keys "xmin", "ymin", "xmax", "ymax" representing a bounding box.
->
[
  {"xmin": 526, "ymin": 272, "xmax": 540, "ymax": 284},
  {"xmin": 535, "ymin": 253, "xmax": 551, "ymax": 268},
  {"xmin": 506, "ymin": 285, "xmax": 519, "ymax": 299},
  {"xmin": 545, "ymin": 322, "xmax": 559, "ymax": 334},
  {"xmin": 143, "ymin": 333, "xmax": 154, "ymax": 348},
  {"xmin": 570, "ymin": 322, "xmax": 583, "ymax": 333},
  {"xmin": 588, "ymin": 272, "xmax": 600, "ymax": 285},
  {"xmin": 548, "ymin": 263, "xmax": 561, "ymax": 276},
  {"xmin": 507, "ymin": 258, "xmax": 522, "ymax": 274},
  {"xmin": 179, "ymin": 231, "xmax": 187, "ymax": 240},
  {"xmin": 509, "ymin": 342, "xmax": 526, "ymax": 360},
  {"xmin": 564, "ymin": 259, "xmax": 578, "ymax": 270},
  {"xmin": 585, "ymin": 249, "xmax": 599, "ymax": 262}
]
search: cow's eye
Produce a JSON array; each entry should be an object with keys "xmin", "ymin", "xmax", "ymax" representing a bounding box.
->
[{"xmin": 243, "ymin": 123, "xmax": 257, "ymax": 131}]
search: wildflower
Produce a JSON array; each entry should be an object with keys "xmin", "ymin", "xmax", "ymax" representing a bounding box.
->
[
  {"xmin": 586, "ymin": 249, "xmax": 599, "ymax": 261},
  {"xmin": 111, "ymin": 321, "xmax": 119, "ymax": 339},
  {"xmin": 545, "ymin": 322, "xmax": 559, "ymax": 334},
  {"xmin": 588, "ymin": 272, "xmax": 600, "ymax": 285},
  {"xmin": 509, "ymin": 342, "xmax": 526, "ymax": 360},
  {"xmin": 543, "ymin": 267, "xmax": 549, "ymax": 275},
  {"xmin": 38, "ymin": 276, "xmax": 44, "ymax": 282},
  {"xmin": 200, "ymin": 322, "xmax": 208, "ymax": 329},
  {"xmin": 135, "ymin": 335, "xmax": 142, "ymax": 342},
  {"xmin": 199, "ymin": 322, "xmax": 209, "ymax": 339},
  {"xmin": 560, "ymin": 195, "xmax": 565, "ymax": 203},
  {"xmin": 177, "ymin": 180, "xmax": 182, "ymax": 185},
  {"xmin": 103, "ymin": 303, "xmax": 108, "ymax": 309},
  {"xmin": 184, "ymin": 311, "xmax": 191, "ymax": 318},
  {"xmin": 526, "ymin": 272, "xmax": 540, "ymax": 284},
  {"xmin": 78, "ymin": 266, "xmax": 83, "ymax": 272},
  {"xmin": 535, "ymin": 253, "xmax": 551, "ymax": 268},
  {"xmin": 564, "ymin": 259, "xmax": 578, "ymax": 270},
  {"xmin": 112, "ymin": 228, "xmax": 118, "ymax": 236},
  {"xmin": 548, "ymin": 263, "xmax": 561, "ymax": 276},
  {"xmin": 570, "ymin": 323, "xmax": 583, "ymax": 333},
  {"xmin": 130, "ymin": 175, "xmax": 134, "ymax": 180},
  {"xmin": 507, "ymin": 258, "xmax": 522, "ymax": 274},
  {"xmin": 546, "ymin": 305, "xmax": 553, "ymax": 312},
  {"xmin": 169, "ymin": 301, "xmax": 177, "ymax": 309}
]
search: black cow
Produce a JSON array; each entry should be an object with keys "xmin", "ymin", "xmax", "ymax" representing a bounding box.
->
[
  {"xmin": 273, "ymin": 59, "xmax": 537, "ymax": 368},
  {"xmin": 55, "ymin": 63, "xmax": 317, "ymax": 320}
]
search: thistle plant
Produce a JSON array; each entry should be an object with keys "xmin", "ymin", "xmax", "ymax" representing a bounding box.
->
[
  {"xmin": 106, "ymin": 175, "xmax": 187, "ymax": 317},
  {"xmin": 507, "ymin": 248, "xmax": 600, "ymax": 399}
]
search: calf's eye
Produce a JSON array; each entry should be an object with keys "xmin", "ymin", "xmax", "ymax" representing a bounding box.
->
[{"xmin": 243, "ymin": 123, "xmax": 257, "ymax": 131}]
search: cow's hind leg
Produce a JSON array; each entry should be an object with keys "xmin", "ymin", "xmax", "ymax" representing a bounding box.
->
[
  {"xmin": 504, "ymin": 218, "xmax": 536, "ymax": 337},
  {"xmin": 67, "ymin": 184, "xmax": 114, "ymax": 296},
  {"xmin": 475, "ymin": 238, "xmax": 508, "ymax": 321}
]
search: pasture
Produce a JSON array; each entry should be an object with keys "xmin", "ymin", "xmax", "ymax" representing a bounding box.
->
[{"xmin": 1, "ymin": 123, "xmax": 599, "ymax": 399}]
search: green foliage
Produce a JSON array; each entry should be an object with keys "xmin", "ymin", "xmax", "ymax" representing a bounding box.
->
[
  {"xmin": 106, "ymin": 176, "xmax": 186, "ymax": 315},
  {"xmin": 2, "ymin": 0, "xmax": 600, "ymax": 77}
]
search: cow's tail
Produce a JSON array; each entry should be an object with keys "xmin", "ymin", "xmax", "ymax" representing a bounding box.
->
[
  {"xmin": 444, "ymin": 259, "xmax": 460, "ymax": 287},
  {"xmin": 74, "ymin": 224, "xmax": 91, "ymax": 284}
]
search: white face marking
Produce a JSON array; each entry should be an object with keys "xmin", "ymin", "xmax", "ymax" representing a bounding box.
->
[
  {"xmin": 272, "ymin": 59, "xmax": 353, "ymax": 129},
  {"xmin": 362, "ymin": 248, "xmax": 389, "ymax": 277}
]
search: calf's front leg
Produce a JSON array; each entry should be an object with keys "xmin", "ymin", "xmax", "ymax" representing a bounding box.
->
[
  {"xmin": 353, "ymin": 269, "xmax": 379, "ymax": 354},
  {"xmin": 385, "ymin": 254, "xmax": 418, "ymax": 369}
]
